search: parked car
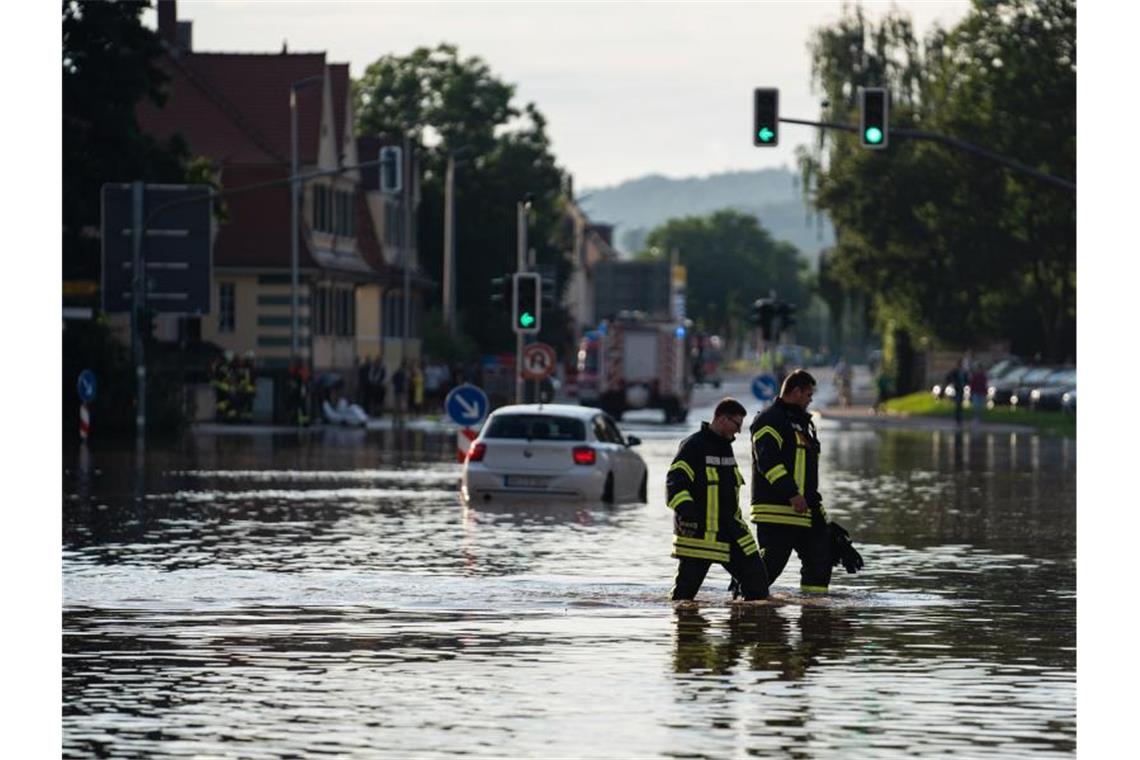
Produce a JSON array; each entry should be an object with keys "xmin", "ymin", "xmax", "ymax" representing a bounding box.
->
[
  {"xmin": 1009, "ymin": 367, "xmax": 1066, "ymax": 409},
  {"xmin": 1028, "ymin": 368, "xmax": 1077, "ymax": 411},
  {"xmin": 987, "ymin": 365, "xmax": 1035, "ymax": 407},
  {"xmin": 461, "ymin": 404, "xmax": 648, "ymax": 505}
]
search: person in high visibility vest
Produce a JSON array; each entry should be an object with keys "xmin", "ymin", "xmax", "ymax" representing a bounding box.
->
[
  {"xmin": 749, "ymin": 369, "xmax": 831, "ymax": 592},
  {"xmin": 666, "ymin": 397, "xmax": 770, "ymax": 601},
  {"xmin": 210, "ymin": 353, "xmax": 234, "ymax": 422}
]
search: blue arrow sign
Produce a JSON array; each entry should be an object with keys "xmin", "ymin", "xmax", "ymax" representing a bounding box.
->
[
  {"xmin": 751, "ymin": 373, "xmax": 779, "ymax": 402},
  {"xmin": 445, "ymin": 383, "xmax": 489, "ymax": 427},
  {"xmin": 77, "ymin": 369, "xmax": 97, "ymax": 404}
]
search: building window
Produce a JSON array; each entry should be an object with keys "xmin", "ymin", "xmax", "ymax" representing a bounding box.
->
[
  {"xmin": 219, "ymin": 282, "xmax": 235, "ymax": 333},
  {"xmin": 382, "ymin": 292, "xmax": 419, "ymax": 338}
]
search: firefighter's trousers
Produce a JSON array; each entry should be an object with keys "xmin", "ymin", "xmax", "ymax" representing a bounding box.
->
[
  {"xmin": 672, "ymin": 541, "xmax": 770, "ymax": 601},
  {"xmin": 756, "ymin": 522, "xmax": 832, "ymax": 592}
]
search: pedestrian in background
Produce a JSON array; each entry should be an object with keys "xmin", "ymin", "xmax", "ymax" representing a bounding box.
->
[
  {"xmin": 969, "ymin": 362, "xmax": 988, "ymax": 425},
  {"xmin": 367, "ymin": 356, "xmax": 387, "ymax": 416},
  {"xmin": 391, "ymin": 361, "xmax": 407, "ymax": 417},
  {"xmin": 412, "ymin": 361, "xmax": 425, "ymax": 416},
  {"xmin": 666, "ymin": 397, "xmax": 769, "ymax": 602},
  {"xmin": 949, "ymin": 359, "xmax": 968, "ymax": 425}
]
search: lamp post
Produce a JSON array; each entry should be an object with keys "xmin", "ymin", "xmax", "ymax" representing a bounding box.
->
[
  {"xmin": 290, "ymin": 75, "xmax": 323, "ymax": 362},
  {"xmin": 442, "ymin": 146, "xmax": 473, "ymax": 338}
]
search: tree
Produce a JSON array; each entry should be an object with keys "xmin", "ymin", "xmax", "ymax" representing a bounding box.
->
[
  {"xmin": 798, "ymin": 0, "xmax": 1075, "ymax": 361},
  {"xmin": 641, "ymin": 210, "xmax": 812, "ymax": 349},
  {"xmin": 62, "ymin": 0, "xmax": 190, "ymax": 282},
  {"xmin": 355, "ymin": 45, "xmax": 570, "ymax": 356}
]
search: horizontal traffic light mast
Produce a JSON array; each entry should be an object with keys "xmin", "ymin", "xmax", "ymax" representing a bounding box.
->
[
  {"xmin": 751, "ymin": 87, "xmax": 1073, "ymax": 193},
  {"xmin": 776, "ymin": 115, "xmax": 1074, "ymax": 193}
]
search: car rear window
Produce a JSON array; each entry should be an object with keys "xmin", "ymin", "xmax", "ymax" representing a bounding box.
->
[{"xmin": 485, "ymin": 414, "xmax": 587, "ymax": 441}]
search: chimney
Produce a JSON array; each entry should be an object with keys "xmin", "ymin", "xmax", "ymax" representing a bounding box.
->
[{"xmin": 157, "ymin": 1, "xmax": 177, "ymax": 47}]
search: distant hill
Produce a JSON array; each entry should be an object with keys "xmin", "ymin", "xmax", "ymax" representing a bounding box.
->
[{"xmin": 578, "ymin": 168, "xmax": 835, "ymax": 267}]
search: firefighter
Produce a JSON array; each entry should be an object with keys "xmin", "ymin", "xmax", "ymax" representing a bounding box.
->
[
  {"xmin": 666, "ymin": 397, "xmax": 769, "ymax": 601},
  {"xmin": 749, "ymin": 369, "xmax": 832, "ymax": 593},
  {"xmin": 288, "ymin": 357, "xmax": 311, "ymax": 427},
  {"xmin": 210, "ymin": 352, "xmax": 235, "ymax": 422},
  {"xmin": 235, "ymin": 351, "xmax": 257, "ymax": 422}
]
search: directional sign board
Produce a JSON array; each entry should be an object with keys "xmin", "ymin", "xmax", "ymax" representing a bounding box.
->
[
  {"xmin": 752, "ymin": 373, "xmax": 779, "ymax": 402},
  {"xmin": 520, "ymin": 342, "xmax": 557, "ymax": 381},
  {"xmin": 445, "ymin": 383, "xmax": 489, "ymax": 427},
  {"xmin": 77, "ymin": 369, "xmax": 97, "ymax": 403},
  {"xmin": 101, "ymin": 183, "xmax": 213, "ymax": 314}
]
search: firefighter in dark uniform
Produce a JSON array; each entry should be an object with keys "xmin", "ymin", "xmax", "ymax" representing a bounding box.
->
[
  {"xmin": 211, "ymin": 352, "xmax": 235, "ymax": 422},
  {"xmin": 749, "ymin": 369, "xmax": 832, "ymax": 593},
  {"xmin": 666, "ymin": 398, "xmax": 770, "ymax": 601}
]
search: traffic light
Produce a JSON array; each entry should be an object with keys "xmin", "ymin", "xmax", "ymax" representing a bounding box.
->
[
  {"xmin": 512, "ymin": 272, "xmax": 541, "ymax": 334},
  {"xmin": 490, "ymin": 275, "xmax": 511, "ymax": 307},
  {"xmin": 380, "ymin": 146, "xmax": 403, "ymax": 193},
  {"xmin": 859, "ymin": 87, "xmax": 889, "ymax": 150},
  {"xmin": 752, "ymin": 88, "xmax": 779, "ymax": 147},
  {"xmin": 776, "ymin": 301, "xmax": 797, "ymax": 333},
  {"xmin": 541, "ymin": 276, "xmax": 556, "ymax": 307},
  {"xmin": 750, "ymin": 298, "xmax": 776, "ymax": 340}
]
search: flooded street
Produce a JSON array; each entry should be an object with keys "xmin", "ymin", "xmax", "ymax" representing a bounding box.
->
[{"xmin": 62, "ymin": 381, "xmax": 1075, "ymax": 758}]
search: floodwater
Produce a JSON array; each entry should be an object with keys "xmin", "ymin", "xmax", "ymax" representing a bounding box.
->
[{"xmin": 63, "ymin": 390, "xmax": 1076, "ymax": 758}]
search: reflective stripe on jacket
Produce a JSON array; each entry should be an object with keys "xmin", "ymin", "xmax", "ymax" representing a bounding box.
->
[
  {"xmin": 666, "ymin": 422, "xmax": 757, "ymax": 562},
  {"xmin": 749, "ymin": 399, "xmax": 824, "ymax": 529}
]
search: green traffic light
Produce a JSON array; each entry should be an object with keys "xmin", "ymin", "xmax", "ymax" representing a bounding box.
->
[
  {"xmin": 519, "ymin": 312, "xmax": 535, "ymax": 328},
  {"xmin": 757, "ymin": 126, "xmax": 774, "ymax": 143},
  {"xmin": 864, "ymin": 126, "xmax": 883, "ymax": 144}
]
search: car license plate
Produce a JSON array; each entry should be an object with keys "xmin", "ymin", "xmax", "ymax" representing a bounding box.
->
[{"xmin": 505, "ymin": 475, "xmax": 548, "ymax": 488}]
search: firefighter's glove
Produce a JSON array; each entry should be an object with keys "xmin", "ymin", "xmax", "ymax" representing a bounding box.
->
[
  {"xmin": 828, "ymin": 521, "xmax": 864, "ymax": 574},
  {"xmin": 673, "ymin": 503, "xmax": 702, "ymax": 538}
]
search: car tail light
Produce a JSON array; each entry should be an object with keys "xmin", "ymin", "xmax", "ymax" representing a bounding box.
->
[
  {"xmin": 467, "ymin": 443, "xmax": 487, "ymax": 462},
  {"xmin": 572, "ymin": 446, "xmax": 596, "ymax": 465}
]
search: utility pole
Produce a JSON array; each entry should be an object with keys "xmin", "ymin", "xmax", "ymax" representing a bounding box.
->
[
  {"xmin": 515, "ymin": 199, "xmax": 528, "ymax": 404},
  {"xmin": 443, "ymin": 153, "xmax": 456, "ymax": 337},
  {"xmin": 401, "ymin": 135, "xmax": 413, "ymax": 367},
  {"xmin": 131, "ymin": 180, "xmax": 147, "ymax": 436}
]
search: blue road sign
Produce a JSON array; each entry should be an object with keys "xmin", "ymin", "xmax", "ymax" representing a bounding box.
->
[
  {"xmin": 77, "ymin": 369, "xmax": 97, "ymax": 403},
  {"xmin": 752, "ymin": 373, "xmax": 779, "ymax": 402},
  {"xmin": 445, "ymin": 384, "xmax": 489, "ymax": 427}
]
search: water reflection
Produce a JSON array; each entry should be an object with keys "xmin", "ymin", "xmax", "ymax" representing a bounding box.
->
[{"xmin": 63, "ymin": 425, "xmax": 1075, "ymax": 758}]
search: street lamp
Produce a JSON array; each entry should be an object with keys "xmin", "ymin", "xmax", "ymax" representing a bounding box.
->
[
  {"xmin": 443, "ymin": 145, "xmax": 473, "ymax": 338},
  {"xmin": 290, "ymin": 75, "xmax": 323, "ymax": 361}
]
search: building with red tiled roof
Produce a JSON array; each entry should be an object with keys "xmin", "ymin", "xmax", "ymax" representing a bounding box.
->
[{"xmin": 136, "ymin": 0, "xmax": 427, "ymax": 386}]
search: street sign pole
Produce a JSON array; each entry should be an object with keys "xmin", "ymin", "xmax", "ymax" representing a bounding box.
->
[
  {"xmin": 131, "ymin": 180, "xmax": 147, "ymax": 435},
  {"xmin": 515, "ymin": 201, "xmax": 527, "ymax": 404}
]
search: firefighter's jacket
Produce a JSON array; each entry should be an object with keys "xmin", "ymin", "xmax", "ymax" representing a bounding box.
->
[
  {"xmin": 666, "ymin": 422, "xmax": 759, "ymax": 562},
  {"xmin": 749, "ymin": 398, "xmax": 827, "ymax": 529}
]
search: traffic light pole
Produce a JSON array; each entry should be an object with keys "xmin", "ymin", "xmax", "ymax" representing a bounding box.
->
[
  {"xmin": 778, "ymin": 116, "xmax": 1075, "ymax": 192},
  {"xmin": 131, "ymin": 180, "xmax": 147, "ymax": 436},
  {"xmin": 515, "ymin": 201, "xmax": 527, "ymax": 404}
]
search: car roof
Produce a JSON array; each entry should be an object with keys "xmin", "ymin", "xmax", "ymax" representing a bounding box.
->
[{"xmin": 488, "ymin": 404, "xmax": 607, "ymax": 421}]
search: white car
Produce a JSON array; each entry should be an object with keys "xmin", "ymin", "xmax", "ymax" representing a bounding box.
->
[{"xmin": 461, "ymin": 404, "xmax": 648, "ymax": 504}]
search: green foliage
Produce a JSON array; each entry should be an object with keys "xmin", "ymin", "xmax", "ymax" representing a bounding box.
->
[
  {"xmin": 883, "ymin": 391, "xmax": 1075, "ymax": 437},
  {"xmin": 62, "ymin": 0, "xmax": 191, "ymax": 281},
  {"xmin": 354, "ymin": 44, "xmax": 569, "ymax": 356},
  {"xmin": 641, "ymin": 210, "xmax": 811, "ymax": 342},
  {"xmin": 798, "ymin": 0, "xmax": 1075, "ymax": 361}
]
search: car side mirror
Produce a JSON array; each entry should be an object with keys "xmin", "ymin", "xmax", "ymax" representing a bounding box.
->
[{"xmin": 626, "ymin": 435, "xmax": 641, "ymax": 447}]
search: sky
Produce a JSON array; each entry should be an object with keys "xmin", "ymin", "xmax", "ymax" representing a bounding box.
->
[{"xmin": 141, "ymin": 0, "xmax": 972, "ymax": 191}]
